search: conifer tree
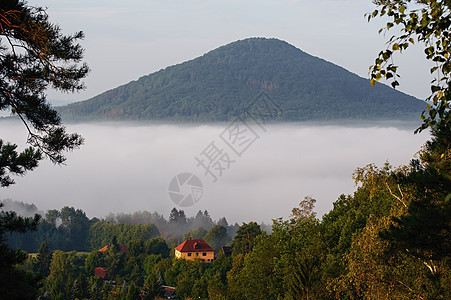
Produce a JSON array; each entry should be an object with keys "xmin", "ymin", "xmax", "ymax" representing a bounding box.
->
[{"xmin": 0, "ymin": 0, "xmax": 88, "ymax": 186}]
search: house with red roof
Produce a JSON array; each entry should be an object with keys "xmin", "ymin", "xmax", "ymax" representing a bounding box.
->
[
  {"xmin": 98, "ymin": 243, "xmax": 127, "ymax": 253},
  {"xmin": 94, "ymin": 267, "xmax": 108, "ymax": 279},
  {"xmin": 174, "ymin": 238, "xmax": 215, "ymax": 263}
]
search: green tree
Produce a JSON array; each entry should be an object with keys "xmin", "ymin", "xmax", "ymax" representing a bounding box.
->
[
  {"xmin": 231, "ymin": 222, "xmax": 263, "ymax": 256},
  {"xmin": 85, "ymin": 250, "xmax": 103, "ymax": 276},
  {"xmin": 46, "ymin": 250, "xmax": 78, "ymax": 300},
  {"xmin": 379, "ymin": 123, "xmax": 451, "ymax": 298},
  {"xmin": 204, "ymin": 225, "xmax": 231, "ymax": 251},
  {"xmin": 0, "ymin": 0, "xmax": 88, "ymax": 186},
  {"xmin": 0, "ymin": 140, "xmax": 41, "ymax": 187},
  {"xmin": 367, "ymin": 0, "xmax": 450, "ymax": 131},
  {"xmin": 226, "ymin": 254, "xmax": 246, "ymax": 299},
  {"xmin": 34, "ymin": 241, "xmax": 52, "ymax": 277},
  {"xmin": 60, "ymin": 206, "xmax": 92, "ymax": 250},
  {"xmin": 1, "ymin": 1, "xmax": 87, "ymax": 294},
  {"xmin": 234, "ymin": 234, "xmax": 284, "ymax": 299},
  {"xmin": 183, "ymin": 227, "xmax": 208, "ymax": 241},
  {"xmin": 169, "ymin": 207, "xmax": 187, "ymax": 231},
  {"xmin": 144, "ymin": 268, "xmax": 164, "ymax": 298},
  {"xmin": 104, "ymin": 238, "xmax": 125, "ymax": 279},
  {"xmin": 71, "ymin": 274, "xmax": 89, "ymax": 300},
  {"xmin": 291, "ymin": 195, "xmax": 317, "ymax": 221},
  {"xmin": 338, "ymin": 214, "xmax": 428, "ymax": 299},
  {"xmin": 45, "ymin": 209, "xmax": 61, "ymax": 227},
  {"xmin": 0, "ymin": 203, "xmax": 41, "ymax": 299},
  {"xmin": 87, "ymin": 221, "xmax": 159, "ymax": 250},
  {"xmin": 126, "ymin": 281, "xmax": 140, "ymax": 300},
  {"xmin": 144, "ymin": 237, "xmax": 170, "ymax": 258}
]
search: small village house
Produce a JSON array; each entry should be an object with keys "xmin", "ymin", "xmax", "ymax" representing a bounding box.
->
[{"xmin": 174, "ymin": 238, "xmax": 215, "ymax": 262}]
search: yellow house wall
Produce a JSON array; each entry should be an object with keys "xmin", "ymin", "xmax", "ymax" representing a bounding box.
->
[{"xmin": 175, "ymin": 250, "xmax": 214, "ymax": 262}]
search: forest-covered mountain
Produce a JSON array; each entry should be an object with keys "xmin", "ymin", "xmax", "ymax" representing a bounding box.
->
[{"xmin": 58, "ymin": 38, "xmax": 425, "ymax": 121}]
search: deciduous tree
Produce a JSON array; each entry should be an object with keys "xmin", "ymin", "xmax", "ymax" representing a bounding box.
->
[{"xmin": 367, "ymin": 0, "xmax": 450, "ymax": 131}]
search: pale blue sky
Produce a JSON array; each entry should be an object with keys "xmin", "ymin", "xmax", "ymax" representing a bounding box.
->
[{"xmin": 33, "ymin": 0, "xmax": 432, "ymax": 105}]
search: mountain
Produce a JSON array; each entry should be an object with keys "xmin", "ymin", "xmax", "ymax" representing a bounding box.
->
[{"xmin": 58, "ymin": 38, "xmax": 425, "ymax": 122}]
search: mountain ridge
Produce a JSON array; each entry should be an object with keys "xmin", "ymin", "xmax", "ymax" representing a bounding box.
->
[{"xmin": 58, "ymin": 37, "xmax": 425, "ymax": 122}]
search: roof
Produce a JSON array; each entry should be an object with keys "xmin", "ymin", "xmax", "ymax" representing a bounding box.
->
[
  {"xmin": 94, "ymin": 267, "xmax": 108, "ymax": 279},
  {"xmin": 99, "ymin": 243, "xmax": 127, "ymax": 253},
  {"xmin": 162, "ymin": 286, "xmax": 176, "ymax": 297},
  {"xmin": 175, "ymin": 238, "xmax": 214, "ymax": 253}
]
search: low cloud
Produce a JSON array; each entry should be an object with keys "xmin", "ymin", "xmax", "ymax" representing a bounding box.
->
[{"xmin": 1, "ymin": 120, "xmax": 429, "ymax": 223}]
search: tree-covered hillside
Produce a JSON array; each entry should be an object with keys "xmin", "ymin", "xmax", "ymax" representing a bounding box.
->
[{"xmin": 59, "ymin": 38, "xmax": 425, "ymax": 121}]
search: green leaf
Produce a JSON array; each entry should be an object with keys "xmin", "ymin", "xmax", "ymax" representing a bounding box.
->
[
  {"xmin": 430, "ymin": 108, "xmax": 437, "ymax": 119},
  {"xmin": 375, "ymin": 73, "xmax": 382, "ymax": 81},
  {"xmin": 399, "ymin": 5, "xmax": 406, "ymax": 14}
]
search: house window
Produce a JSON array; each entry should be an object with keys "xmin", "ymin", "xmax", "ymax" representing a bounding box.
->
[
  {"xmin": 187, "ymin": 253, "xmax": 191, "ymax": 257},
  {"xmin": 202, "ymin": 253, "xmax": 206, "ymax": 256},
  {"xmin": 196, "ymin": 252, "xmax": 199, "ymax": 256}
]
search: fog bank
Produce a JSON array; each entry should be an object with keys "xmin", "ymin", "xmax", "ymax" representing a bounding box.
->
[{"xmin": 1, "ymin": 120, "xmax": 429, "ymax": 223}]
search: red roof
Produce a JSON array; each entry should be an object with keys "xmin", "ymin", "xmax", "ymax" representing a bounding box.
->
[
  {"xmin": 99, "ymin": 243, "xmax": 127, "ymax": 253},
  {"xmin": 175, "ymin": 238, "xmax": 214, "ymax": 252},
  {"xmin": 94, "ymin": 267, "xmax": 108, "ymax": 279}
]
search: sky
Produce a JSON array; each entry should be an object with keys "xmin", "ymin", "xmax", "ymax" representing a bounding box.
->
[{"xmin": 31, "ymin": 0, "xmax": 433, "ymax": 105}]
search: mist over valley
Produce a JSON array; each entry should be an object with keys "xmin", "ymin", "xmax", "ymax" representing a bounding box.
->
[{"xmin": 1, "ymin": 119, "xmax": 429, "ymax": 223}]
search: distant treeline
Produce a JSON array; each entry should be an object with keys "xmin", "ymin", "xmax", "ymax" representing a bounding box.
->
[{"xmin": 2, "ymin": 203, "xmax": 254, "ymax": 253}]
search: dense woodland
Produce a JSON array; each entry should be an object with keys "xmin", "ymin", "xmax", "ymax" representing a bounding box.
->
[
  {"xmin": 3, "ymin": 204, "xmax": 243, "ymax": 253},
  {"xmin": 1, "ymin": 122, "xmax": 449, "ymax": 299},
  {"xmin": 59, "ymin": 38, "xmax": 425, "ymax": 122}
]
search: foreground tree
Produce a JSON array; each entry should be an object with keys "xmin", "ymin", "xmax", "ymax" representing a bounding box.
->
[
  {"xmin": 0, "ymin": 0, "xmax": 88, "ymax": 186},
  {"xmin": 367, "ymin": 2, "xmax": 450, "ymax": 296},
  {"xmin": 0, "ymin": 1, "xmax": 88, "ymax": 297},
  {"xmin": 0, "ymin": 203, "xmax": 41, "ymax": 299},
  {"xmin": 367, "ymin": 0, "xmax": 450, "ymax": 131}
]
